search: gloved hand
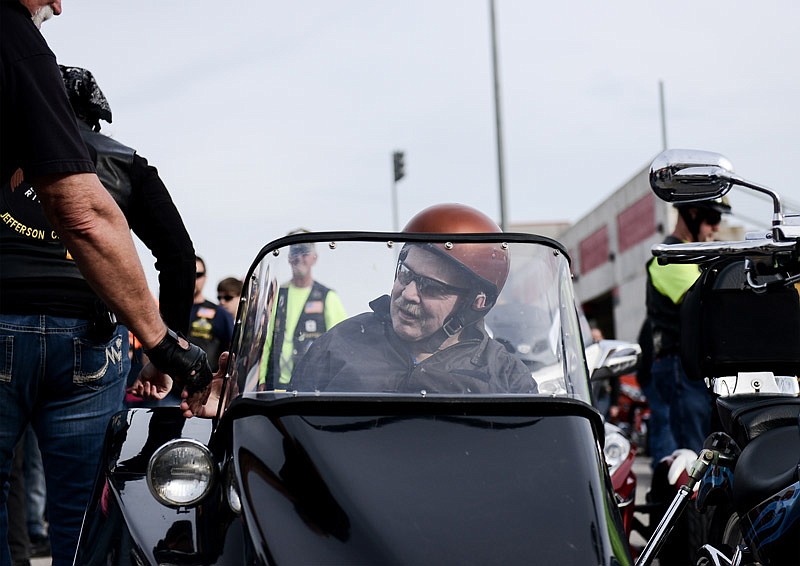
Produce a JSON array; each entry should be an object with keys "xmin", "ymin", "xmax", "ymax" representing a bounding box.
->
[{"xmin": 144, "ymin": 328, "xmax": 213, "ymax": 397}]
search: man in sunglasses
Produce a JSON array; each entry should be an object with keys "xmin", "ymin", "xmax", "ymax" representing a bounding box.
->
[
  {"xmin": 189, "ymin": 256, "xmax": 234, "ymax": 372},
  {"xmin": 644, "ymin": 197, "xmax": 731, "ymax": 465},
  {"xmin": 290, "ymin": 204, "xmax": 536, "ymax": 394}
]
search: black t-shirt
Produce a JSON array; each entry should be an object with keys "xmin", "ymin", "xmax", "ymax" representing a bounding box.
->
[
  {"xmin": 0, "ymin": 1, "xmax": 94, "ymax": 184},
  {"xmin": 0, "ymin": 2, "xmax": 98, "ymax": 317}
]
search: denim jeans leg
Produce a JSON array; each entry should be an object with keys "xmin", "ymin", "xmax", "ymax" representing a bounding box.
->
[
  {"xmin": 673, "ymin": 367, "xmax": 713, "ymax": 453},
  {"xmin": 647, "ymin": 356, "xmax": 678, "ymax": 467},
  {"xmin": 653, "ymin": 354, "xmax": 712, "ymax": 455},
  {"xmin": 0, "ymin": 314, "xmax": 42, "ymax": 566},
  {"xmin": 23, "ymin": 426, "xmax": 48, "ymax": 539},
  {"xmin": 31, "ymin": 320, "xmax": 128, "ymax": 566}
]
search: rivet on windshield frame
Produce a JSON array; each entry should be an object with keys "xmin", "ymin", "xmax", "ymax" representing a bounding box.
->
[
  {"xmin": 501, "ymin": 242, "xmax": 508, "ymax": 250},
  {"xmin": 329, "ymin": 242, "xmax": 337, "ymax": 250},
  {"xmin": 387, "ymin": 241, "xmax": 395, "ymax": 248},
  {"xmin": 553, "ymin": 249, "xmax": 560, "ymax": 256},
  {"xmin": 272, "ymin": 249, "xmax": 280, "ymax": 257},
  {"xmin": 444, "ymin": 242, "xmax": 454, "ymax": 250},
  {"xmin": 420, "ymin": 389, "xmax": 427, "ymax": 397}
]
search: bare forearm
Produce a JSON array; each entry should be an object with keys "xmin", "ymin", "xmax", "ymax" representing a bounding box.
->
[{"xmin": 35, "ymin": 172, "xmax": 167, "ymax": 348}]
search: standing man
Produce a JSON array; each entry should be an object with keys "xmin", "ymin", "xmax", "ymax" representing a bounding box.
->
[
  {"xmin": 6, "ymin": 63, "xmax": 197, "ymax": 564},
  {"xmin": 645, "ymin": 198, "xmax": 731, "ymax": 461},
  {"xmin": 189, "ymin": 257, "xmax": 234, "ymax": 372},
  {"xmin": 1, "ymin": 3, "xmax": 210, "ymax": 564},
  {"xmin": 260, "ymin": 231, "xmax": 347, "ymax": 388}
]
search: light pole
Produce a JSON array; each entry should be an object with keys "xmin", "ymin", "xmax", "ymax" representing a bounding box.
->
[{"xmin": 489, "ymin": 0, "xmax": 508, "ymax": 231}]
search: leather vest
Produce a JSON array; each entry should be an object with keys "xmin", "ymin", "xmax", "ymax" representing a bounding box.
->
[
  {"xmin": 266, "ymin": 281, "xmax": 330, "ymax": 385},
  {"xmin": 0, "ymin": 123, "xmax": 134, "ymax": 281}
]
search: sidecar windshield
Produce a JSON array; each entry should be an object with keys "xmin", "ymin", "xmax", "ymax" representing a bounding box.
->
[{"xmin": 223, "ymin": 233, "xmax": 591, "ymax": 407}]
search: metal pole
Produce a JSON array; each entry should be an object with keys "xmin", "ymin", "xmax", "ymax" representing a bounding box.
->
[
  {"xmin": 489, "ymin": 0, "xmax": 508, "ymax": 231},
  {"xmin": 392, "ymin": 177, "xmax": 399, "ymax": 232},
  {"xmin": 659, "ymin": 80, "xmax": 668, "ymax": 151}
]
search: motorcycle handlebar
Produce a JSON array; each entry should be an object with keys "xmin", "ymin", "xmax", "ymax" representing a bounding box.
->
[{"xmin": 652, "ymin": 238, "xmax": 799, "ymax": 264}]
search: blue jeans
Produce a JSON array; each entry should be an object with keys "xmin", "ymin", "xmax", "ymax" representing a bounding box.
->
[
  {"xmin": 23, "ymin": 426, "xmax": 48, "ymax": 539},
  {"xmin": 0, "ymin": 315, "xmax": 128, "ymax": 566},
  {"xmin": 651, "ymin": 354, "xmax": 713, "ymax": 456},
  {"xmin": 641, "ymin": 376, "xmax": 677, "ymax": 468}
]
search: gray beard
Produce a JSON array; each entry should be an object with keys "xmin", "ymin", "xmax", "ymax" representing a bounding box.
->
[{"xmin": 31, "ymin": 6, "xmax": 54, "ymax": 29}]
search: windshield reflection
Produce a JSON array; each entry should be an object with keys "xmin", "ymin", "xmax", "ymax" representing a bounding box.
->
[{"xmin": 225, "ymin": 235, "xmax": 590, "ymax": 405}]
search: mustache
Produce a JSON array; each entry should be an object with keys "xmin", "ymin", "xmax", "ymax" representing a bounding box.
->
[{"xmin": 393, "ymin": 297, "xmax": 423, "ymax": 317}]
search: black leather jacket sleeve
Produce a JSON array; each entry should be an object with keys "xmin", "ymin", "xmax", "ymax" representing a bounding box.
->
[{"xmin": 127, "ymin": 153, "xmax": 195, "ymax": 335}]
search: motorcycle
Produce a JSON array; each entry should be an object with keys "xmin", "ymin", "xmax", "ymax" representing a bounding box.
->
[
  {"xmin": 611, "ymin": 372, "xmax": 650, "ymax": 454},
  {"xmin": 635, "ymin": 149, "xmax": 800, "ymax": 566},
  {"xmin": 587, "ymin": 337, "xmax": 642, "ymax": 545},
  {"xmin": 75, "ymin": 229, "xmax": 634, "ymax": 564}
]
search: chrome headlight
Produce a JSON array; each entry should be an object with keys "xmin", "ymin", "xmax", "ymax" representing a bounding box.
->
[
  {"xmin": 147, "ymin": 439, "xmax": 216, "ymax": 507},
  {"xmin": 603, "ymin": 425, "xmax": 631, "ymax": 476}
]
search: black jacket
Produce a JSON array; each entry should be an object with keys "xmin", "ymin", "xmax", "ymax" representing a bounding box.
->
[
  {"xmin": 0, "ymin": 122, "xmax": 194, "ymax": 330},
  {"xmin": 291, "ymin": 295, "xmax": 536, "ymax": 394}
]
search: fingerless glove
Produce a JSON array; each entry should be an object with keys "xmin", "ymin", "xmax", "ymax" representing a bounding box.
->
[{"xmin": 144, "ymin": 329, "xmax": 213, "ymax": 395}]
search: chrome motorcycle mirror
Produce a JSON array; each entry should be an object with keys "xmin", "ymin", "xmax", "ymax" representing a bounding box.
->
[
  {"xmin": 649, "ymin": 149, "xmax": 735, "ymax": 203},
  {"xmin": 650, "ymin": 149, "xmax": 786, "ymax": 232}
]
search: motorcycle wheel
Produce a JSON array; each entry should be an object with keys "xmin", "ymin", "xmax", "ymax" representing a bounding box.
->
[{"xmin": 693, "ymin": 503, "xmax": 743, "ymax": 565}]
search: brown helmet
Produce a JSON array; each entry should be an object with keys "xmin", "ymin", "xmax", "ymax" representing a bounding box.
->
[{"xmin": 403, "ymin": 203, "xmax": 509, "ymax": 303}]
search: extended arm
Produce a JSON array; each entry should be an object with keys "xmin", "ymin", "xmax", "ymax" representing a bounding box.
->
[{"xmin": 127, "ymin": 154, "xmax": 195, "ymax": 334}]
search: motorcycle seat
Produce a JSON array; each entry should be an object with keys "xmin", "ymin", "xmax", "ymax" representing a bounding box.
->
[
  {"xmin": 716, "ymin": 395, "xmax": 800, "ymax": 448},
  {"xmin": 732, "ymin": 425, "xmax": 800, "ymax": 516}
]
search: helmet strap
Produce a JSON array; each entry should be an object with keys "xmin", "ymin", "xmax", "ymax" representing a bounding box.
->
[{"xmin": 411, "ymin": 288, "xmax": 496, "ymax": 354}]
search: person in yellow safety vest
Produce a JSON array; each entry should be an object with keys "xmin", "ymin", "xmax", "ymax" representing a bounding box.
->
[
  {"xmin": 259, "ymin": 231, "xmax": 347, "ymax": 388},
  {"xmin": 644, "ymin": 197, "xmax": 731, "ymax": 466}
]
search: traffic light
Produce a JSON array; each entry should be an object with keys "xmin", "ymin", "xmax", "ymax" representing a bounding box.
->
[{"xmin": 393, "ymin": 151, "xmax": 405, "ymax": 182}]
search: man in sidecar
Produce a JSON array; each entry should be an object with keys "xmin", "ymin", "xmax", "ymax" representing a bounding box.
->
[{"xmin": 290, "ymin": 203, "xmax": 537, "ymax": 394}]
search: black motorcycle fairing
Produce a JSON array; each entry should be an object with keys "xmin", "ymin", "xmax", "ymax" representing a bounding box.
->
[
  {"xmin": 732, "ymin": 424, "xmax": 800, "ymax": 566},
  {"xmin": 740, "ymin": 479, "xmax": 800, "ymax": 564},
  {"xmin": 227, "ymin": 396, "xmax": 630, "ymax": 566},
  {"xmin": 75, "ymin": 407, "xmax": 254, "ymax": 565}
]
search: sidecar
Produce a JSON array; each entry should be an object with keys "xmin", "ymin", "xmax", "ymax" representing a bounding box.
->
[{"xmin": 75, "ymin": 231, "xmax": 633, "ymax": 565}]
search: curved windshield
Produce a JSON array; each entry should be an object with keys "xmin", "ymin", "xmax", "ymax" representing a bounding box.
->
[{"xmin": 223, "ymin": 233, "xmax": 591, "ymax": 406}]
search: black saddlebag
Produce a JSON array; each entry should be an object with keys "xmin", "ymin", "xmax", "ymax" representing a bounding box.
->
[{"xmin": 680, "ymin": 259, "xmax": 800, "ymax": 380}]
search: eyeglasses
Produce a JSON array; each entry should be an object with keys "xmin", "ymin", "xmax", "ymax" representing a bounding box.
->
[
  {"xmin": 395, "ymin": 262, "xmax": 469, "ymax": 299},
  {"xmin": 196, "ymin": 271, "xmax": 206, "ymax": 278},
  {"xmin": 288, "ymin": 252, "xmax": 311, "ymax": 264},
  {"xmin": 218, "ymin": 295, "xmax": 235, "ymax": 302}
]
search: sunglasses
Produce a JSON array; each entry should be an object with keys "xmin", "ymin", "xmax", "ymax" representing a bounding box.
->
[
  {"xmin": 217, "ymin": 295, "xmax": 235, "ymax": 302},
  {"xmin": 702, "ymin": 210, "xmax": 722, "ymax": 225},
  {"xmin": 196, "ymin": 271, "xmax": 206, "ymax": 278},
  {"xmin": 395, "ymin": 262, "xmax": 469, "ymax": 299}
]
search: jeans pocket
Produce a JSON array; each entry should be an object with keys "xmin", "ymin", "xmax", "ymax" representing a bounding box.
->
[
  {"xmin": 73, "ymin": 333, "xmax": 125, "ymax": 386},
  {"xmin": 0, "ymin": 335, "xmax": 12, "ymax": 382}
]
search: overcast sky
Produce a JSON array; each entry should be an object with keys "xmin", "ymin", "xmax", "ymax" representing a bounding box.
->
[{"xmin": 43, "ymin": 1, "xmax": 800, "ymax": 292}]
